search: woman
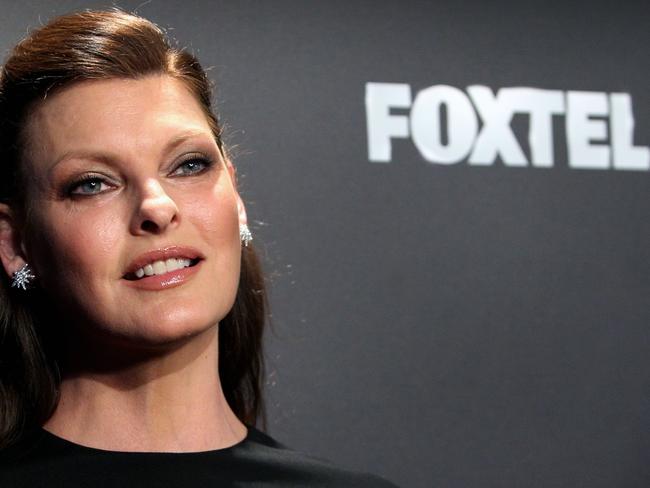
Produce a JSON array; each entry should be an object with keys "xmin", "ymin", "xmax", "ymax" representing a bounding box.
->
[{"xmin": 0, "ymin": 10, "xmax": 396, "ymax": 487}]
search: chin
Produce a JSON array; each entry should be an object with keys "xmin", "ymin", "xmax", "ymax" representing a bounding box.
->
[
  {"xmin": 71, "ymin": 305, "xmax": 228, "ymax": 357},
  {"xmin": 127, "ymin": 307, "xmax": 226, "ymax": 347}
]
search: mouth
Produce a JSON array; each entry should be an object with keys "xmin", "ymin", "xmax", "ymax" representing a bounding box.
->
[
  {"xmin": 123, "ymin": 246, "xmax": 204, "ymax": 281},
  {"xmin": 123, "ymin": 257, "xmax": 202, "ymax": 281}
]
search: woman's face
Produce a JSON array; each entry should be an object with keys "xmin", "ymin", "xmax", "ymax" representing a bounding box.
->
[{"xmin": 19, "ymin": 75, "xmax": 244, "ymax": 348}]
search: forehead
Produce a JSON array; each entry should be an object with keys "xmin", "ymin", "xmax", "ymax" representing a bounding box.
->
[{"xmin": 24, "ymin": 75, "xmax": 213, "ymax": 167}]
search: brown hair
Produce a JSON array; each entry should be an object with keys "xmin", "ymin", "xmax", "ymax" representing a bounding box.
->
[{"xmin": 0, "ymin": 9, "xmax": 267, "ymax": 448}]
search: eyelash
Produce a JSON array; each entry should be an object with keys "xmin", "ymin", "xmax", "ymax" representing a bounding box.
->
[
  {"xmin": 171, "ymin": 155, "xmax": 214, "ymax": 177},
  {"xmin": 66, "ymin": 174, "xmax": 111, "ymax": 197},
  {"xmin": 65, "ymin": 154, "xmax": 215, "ymax": 197}
]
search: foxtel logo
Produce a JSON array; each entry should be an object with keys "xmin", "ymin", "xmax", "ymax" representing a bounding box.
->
[{"xmin": 365, "ymin": 82, "xmax": 649, "ymax": 170}]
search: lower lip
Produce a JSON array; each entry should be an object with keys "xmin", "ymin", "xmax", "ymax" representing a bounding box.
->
[{"xmin": 122, "ymin": 261, "xmax": 201, "ymax": 291}]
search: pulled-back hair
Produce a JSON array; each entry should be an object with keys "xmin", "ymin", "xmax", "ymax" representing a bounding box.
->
[{"xmin": 0, "ymin": 10, "xmax": 267, "ymax": 448}]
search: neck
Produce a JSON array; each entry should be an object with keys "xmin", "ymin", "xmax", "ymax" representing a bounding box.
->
[{"xmin": 43, "ymin": 324, "xmax": 247, "ymax": 452}]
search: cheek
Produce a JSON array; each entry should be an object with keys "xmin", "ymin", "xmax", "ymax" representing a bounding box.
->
[
  {"xmin": 29, "ymin": 206, "xmax": 124, "ymax": 288},
  {"xmin": 183, "ymin": 184, "xmax": 240, "ymax": 243},
  {"xmin": 181, "ymin": 185, "xmax": 242, "ymax": 306}
]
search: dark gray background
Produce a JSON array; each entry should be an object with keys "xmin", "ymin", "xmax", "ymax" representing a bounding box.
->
[{"xmin": 2, "ymin": 1, "xmax": 649, "ymax": 487}]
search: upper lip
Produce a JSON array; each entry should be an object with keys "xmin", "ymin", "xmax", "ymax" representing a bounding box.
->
[{"xmin": 123, "ymin": 246, "xmax": 204, "ymax": 277}]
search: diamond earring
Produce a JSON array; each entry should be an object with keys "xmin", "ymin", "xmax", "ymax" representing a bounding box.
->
[
  {"xmin": 239, "ymin": 223, "xmax": 253, "ymax": 247},
  {"xmin": 11, "ymin": 263, "xmax": 35, "ymax": 290}
]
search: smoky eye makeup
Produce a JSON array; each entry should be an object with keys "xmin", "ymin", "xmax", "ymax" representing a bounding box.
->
[
  {"xmin": 55, "ymin": 143, "xmax": 220, "ymax": 199},
  {"xmin": 63, "ymin": 172, "xmax": 116, "ymax": 198},
  {"xmin": 169, "ymin": 152, "xmax": 216, "ymax": 177}
]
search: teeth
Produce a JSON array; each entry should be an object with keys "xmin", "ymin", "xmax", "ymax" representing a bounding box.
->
[
  {"xmin": 152, "ymin": 261, "xmax": 166, "ymax": 274},
  {"xmin": 165, "ymin": 258, "xmax": 177, "ymax": 271},
  {"xmin": 133, "ymin": 258, "xmax": 193, "ymax": 279}
]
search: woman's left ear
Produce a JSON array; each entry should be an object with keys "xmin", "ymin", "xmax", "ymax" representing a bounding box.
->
[
  {"xmin": 226, "ymin": 159, "xmax": 249, "ymax": 228},
  {"xmin": 236, "ymin": 193, "xmax": 248, "ymax": 227}
]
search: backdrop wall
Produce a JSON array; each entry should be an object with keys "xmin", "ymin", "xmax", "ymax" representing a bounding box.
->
[{"xmin": 1, "ymin": 2, "xmax": 649, "ymax": 487}]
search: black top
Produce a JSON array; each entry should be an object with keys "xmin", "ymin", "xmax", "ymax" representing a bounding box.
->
[{"xmin": 0, "ymin": 426, "xmax": 398, "ymax": 487}]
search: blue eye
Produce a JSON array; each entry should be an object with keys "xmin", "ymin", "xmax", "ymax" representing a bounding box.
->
[
  {"xmin": 68, "ymin": 177, "xmax": 109, "ymax": 196},
  {"xmin": 173, "ymin": 157, "xmax": 211, "ymax": 176}
]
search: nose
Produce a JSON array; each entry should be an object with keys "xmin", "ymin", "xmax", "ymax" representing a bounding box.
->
[{"xmin": 130, "ymin": 179, "xmax": 180, "ymax": 235}]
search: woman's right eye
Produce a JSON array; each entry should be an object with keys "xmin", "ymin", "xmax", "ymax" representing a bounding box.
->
[{"xmin": 67, "ymin": 177, "xmax": 111, "ymax": 196}]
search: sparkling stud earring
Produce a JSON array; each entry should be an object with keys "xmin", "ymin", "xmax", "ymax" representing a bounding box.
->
[
  {"xmin": 11, "ymin": 263, "xmax": 35, "ymax": 290},
  {"xmin": 239, "ymin": 223, "xmax": 253, "ymax": 247}
]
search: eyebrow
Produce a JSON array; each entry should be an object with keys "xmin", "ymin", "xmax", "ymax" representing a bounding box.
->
[
  {"xmin": 163, "ymin": 130, "xmax": 216, "ymax": 154},
  {"xmin": 46, "ymin": 129, "xmax": 217, "ymax": 177}
]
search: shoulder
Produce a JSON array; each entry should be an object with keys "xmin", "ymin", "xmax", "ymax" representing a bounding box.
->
[
  {"xmin": 0, "ymin": 428, "xmax": 47, "ymax": 465},
  {"xmin": 243, "ymin": 427, "xmax": 400, "ymax": 487},
  {"xmin": 0, "ymin": 429, "xmax": 57, "ymax": 486},
  {"xmin": 0, "ymin": 426, "xmax": 400, "ymax": 487}
]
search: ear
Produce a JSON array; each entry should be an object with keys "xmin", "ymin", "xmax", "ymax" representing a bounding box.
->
[
  {"xmin": 225, "ymin": 159, "xmax": 249, "ymax": 227},
  {"xmin": 0, "ymin": 203, "xmax": 28, "ymax": 279}
]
